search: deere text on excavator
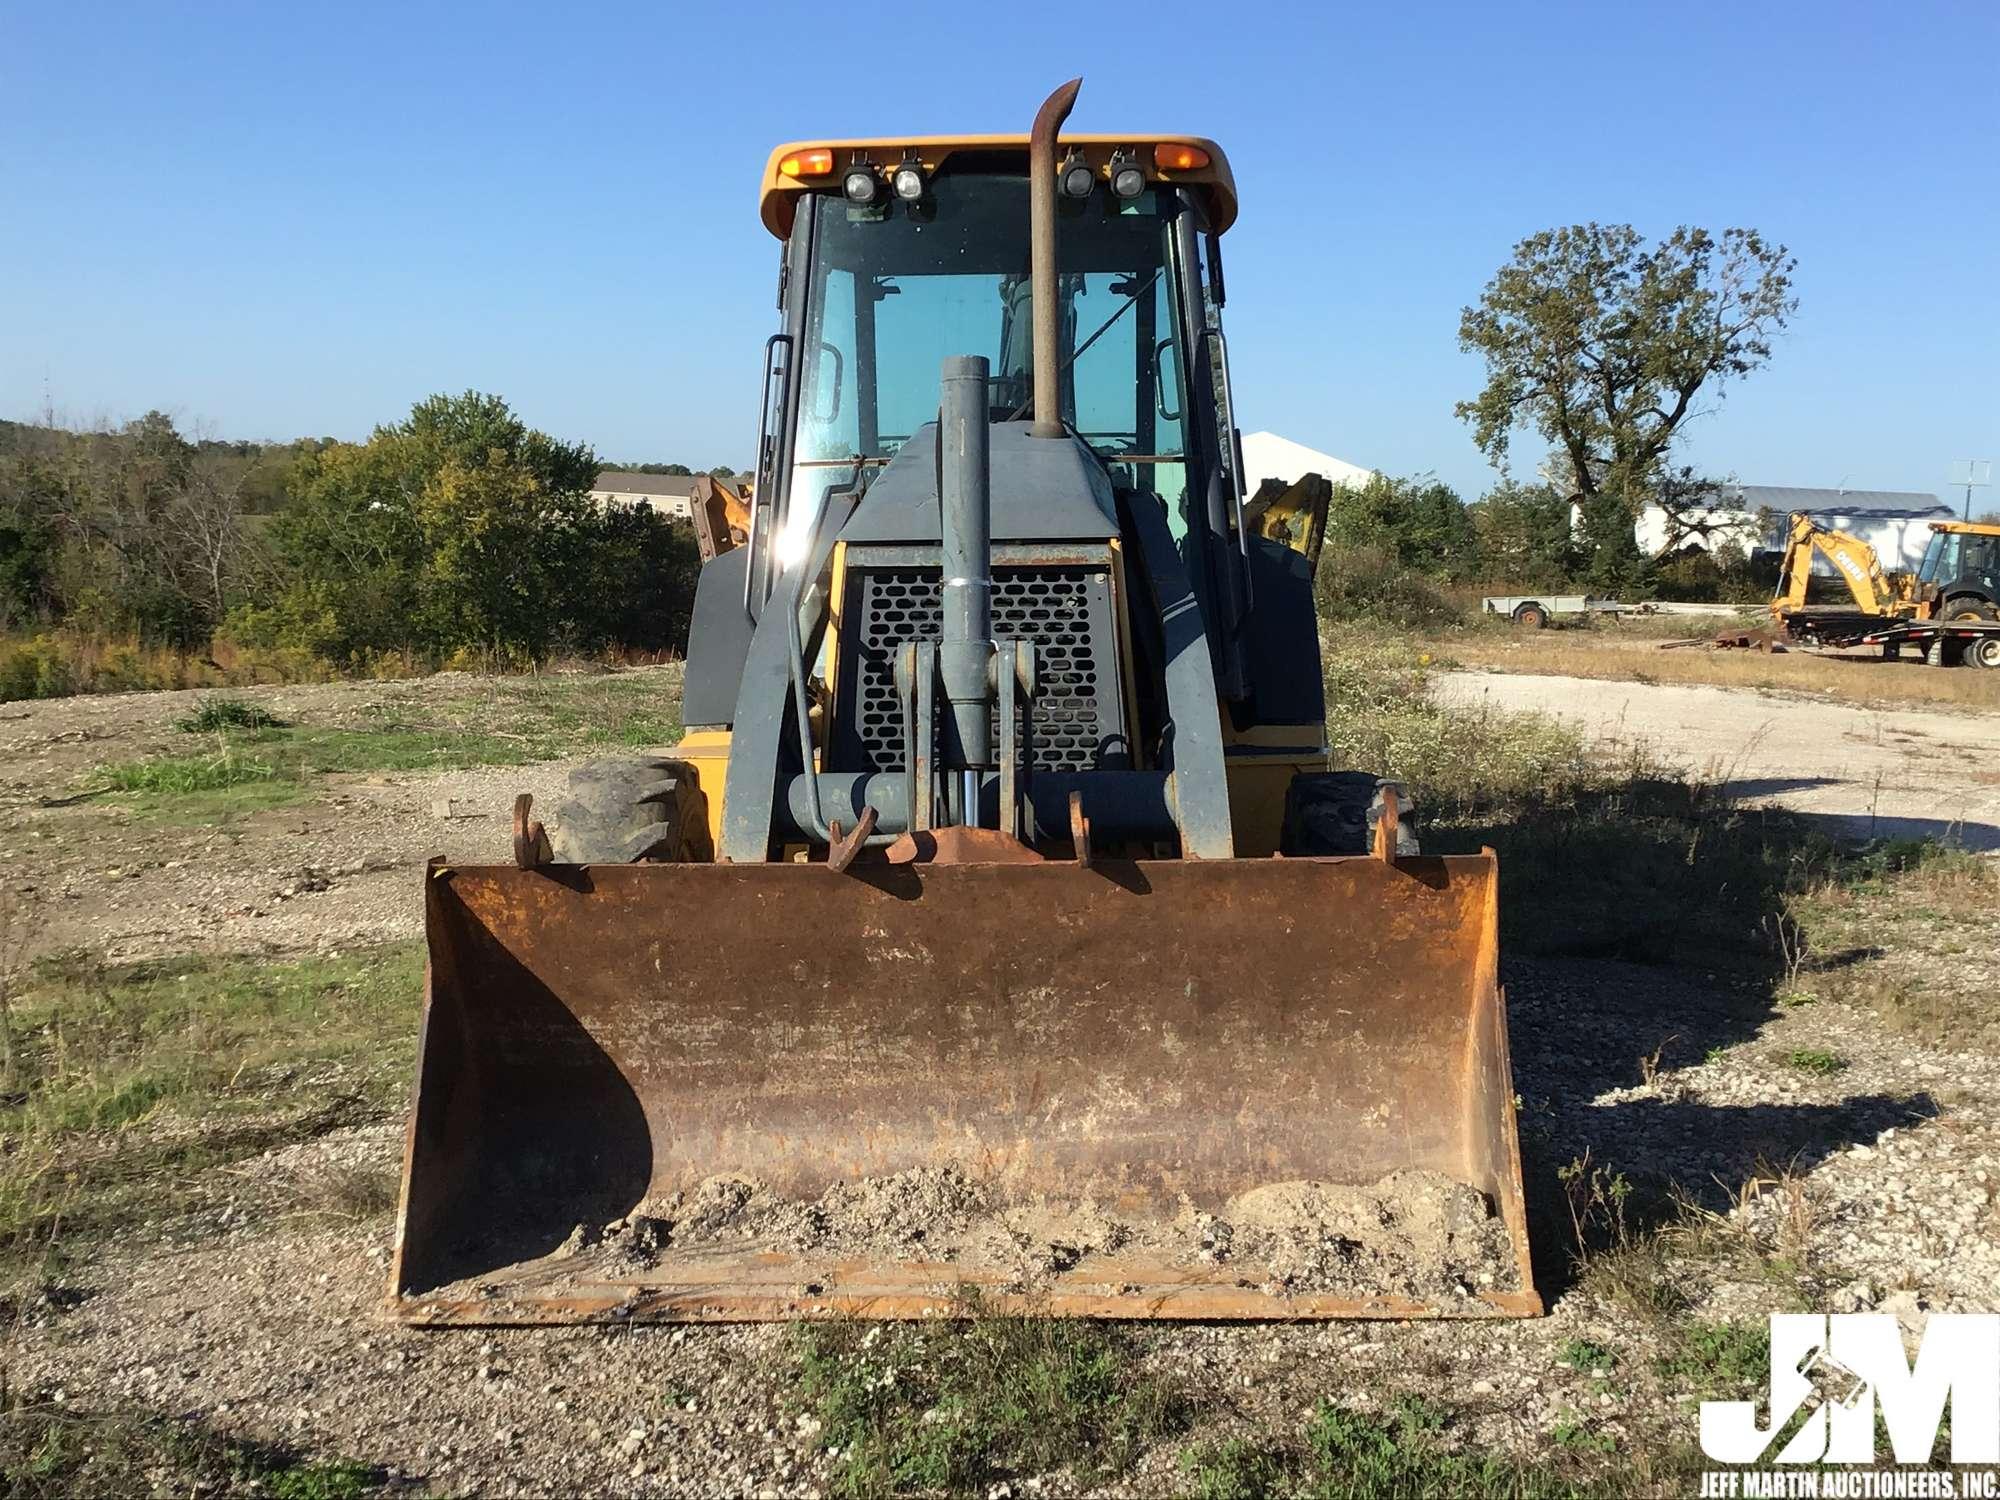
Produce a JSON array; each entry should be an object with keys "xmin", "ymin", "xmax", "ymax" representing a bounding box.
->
[{"xmin": 390, "ymin": 82, "xmax": 1540, "ymax": 1323}]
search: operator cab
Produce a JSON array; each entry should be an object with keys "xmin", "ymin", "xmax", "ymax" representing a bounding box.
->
[
  {"xmin": 1916, "ymin": 524, "xmax": 2000, "ymax": 616},
  {"xmin": 748, "ymin": 138, "xmax": 1245, "ymax": 596}
]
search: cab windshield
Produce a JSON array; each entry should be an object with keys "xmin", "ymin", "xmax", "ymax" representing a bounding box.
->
[
  {"xmin": 1919, "ymin": 529, "xmax": 1956, "ymax": 584},
  {"xmin": 792, "ymin": 175, "xmax": 1195, "ymax": 505}
]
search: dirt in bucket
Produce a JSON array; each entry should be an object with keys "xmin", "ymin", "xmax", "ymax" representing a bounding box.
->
[{"xmin": 551, "ymin": 1164, "xmax": 1517, "ymax": 1303}]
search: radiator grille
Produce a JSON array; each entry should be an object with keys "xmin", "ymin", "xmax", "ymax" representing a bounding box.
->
[{"xmin": 840, "ymin": 565, "xmax": 1117, "ymax": 775}]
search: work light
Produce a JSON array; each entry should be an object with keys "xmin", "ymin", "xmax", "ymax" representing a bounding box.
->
[
  {"xmin": 842, "ymin": 167, "xmax": 881, "ymax": 204},
  {"xmin": 1109, "ymin": 149, "xmax": 1145, "ymax": 200},
  {"xmin": 1058, "ymin": 148, "xmax": 1095, "ymax": 199}
]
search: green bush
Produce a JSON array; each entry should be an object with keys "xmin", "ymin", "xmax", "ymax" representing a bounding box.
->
[
  {"xmin": 1314, "ymin": 543, "xmax": 1464, "ymax": 630},
  {"xmin": 1652, "ymin": 542, "xmax": 1770, "ymax": 604},
  {"xmin": 3, "ymin": 396, "xmax": 711, "ymax": 696},
  {"xmin": 1326, "ymin": 473, "xmax": 1480, "ymax": 580},
  {"xmin": 175, "ymin": 696, "xmax": 285, "ymax": 733},
  {"xmin": 1468, "ymin": 479, "xmax": 1579, "ymax": 586},
  {"xmin": 0, "ymin": 635, "xmax": 74, "ymax": 701}
]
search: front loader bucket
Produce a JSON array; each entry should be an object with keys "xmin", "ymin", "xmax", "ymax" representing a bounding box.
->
[{"xmin": 391, "ymin": 853, "xmax": 1540, "ymax": 1322}]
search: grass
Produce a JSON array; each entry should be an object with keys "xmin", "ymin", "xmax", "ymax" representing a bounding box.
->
[
  {"xmin": 0, "ymin": 1395, "xmax": 381, "ymax": 1499},
  {"xmin": 793, "ymin": 1309, "xmax": 1606, "ymax": 1500},
  {"xmin": 1322, "ymin": 633, "xmax": 1870, "ymax": 982},
  {"xmin": 1785, "ymin": 842, "xmax": 2000, "ymax": 1046},
  {"xmin": 790, "ymin": 1308, "xmax": 1187, "ymax": 1497},
  {"xmin": 1179, "ymin": 1396, "xmax": 1585, "ymax": 1500},
  {"xmin": 1655, "ymin": 1319, "xmax": 1772, "ymax": 1400},
  {"xmin": 83, "ymin": 666, "xmax": 685, "ymax": 820},
  {"xmin": 9, "ymin": 625, "xmax": 1995, "ymax": 1492},
  {"xmin": 1556, "ymin": 1338, "xmax": 1619, "ymax": 1374},
  {"xmin": 1785, "ymin": 1047, "xmax": 1849, "ymax": 1075},
  {"xmin": 1322, "ymin": 638, "xmax": 2000, "ymax": 1003},
  {"xmin": 1321, "ymin": 636, "xmax": 1594, "ymax": 822},
  {"xmin": 175, "ymin": 695, "xmax": 287, "ymax": 733},
  {"xmin": 0, "ymin": 630, "xmax": 349, "ymax": 703},
  {"xmin": 0, "ymin": 943, "xmax": 422, "ymax": 1275},
  {"xmin": 97, "ymin": 726, "xmax": 538, "ymax": 819},
  {"xmin": 1549, "ymin": 1412, "xmax": 1619, "ymax": 1455}
]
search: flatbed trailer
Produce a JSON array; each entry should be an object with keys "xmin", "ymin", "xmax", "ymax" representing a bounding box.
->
[
  {"xmin": 1846, "ymin": 619, "xmax": 2000, "ymax": 669},
  {"xmin": 1772, "ymin": 608, "xmax": 1886, "ymax": 649}
]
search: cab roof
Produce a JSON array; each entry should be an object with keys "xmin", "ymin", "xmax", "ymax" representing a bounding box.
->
[{"xmin": 758, "ymin": 134, "xmax": 1236, "ymax": 240}]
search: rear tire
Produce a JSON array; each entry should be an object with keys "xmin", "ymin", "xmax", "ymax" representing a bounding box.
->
[
  {"xmin": 548, "ymin": 757, "xmax": 701, "ymax": 864},
  {"xmin": 1282, "ymin": 772, "xmax": 1421, "ymax": 857},
  {"xmin": 1512, "ymin": 602, "xmax": 1549, "ymax": 629},
  {"xmin": 1969, "ymin": 636, "xmax": 2000, "ymax": 670},
  {"xmin": 1942, "ymin": 598, "xmax": 1998, "ymax": 622}
]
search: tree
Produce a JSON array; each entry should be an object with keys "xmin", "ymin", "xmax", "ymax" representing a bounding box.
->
[
  {"xmin": 574, "ymin": 503, "xmax": 701, "ymax": 652},
  {"xmin": 1457, "ymin": 224, "xmax": 1797, "ymax": 588},
  {"xmin": 270, "ymin": 392, "xmax": 601, "ymax": 662},
  {"xmin": 1467, "ymin": 479, "xmax": 1577, "ymax": 585},
  {"xmin": 262, "ymin": 392, "xmax": 708, "ymax": 664},
  {"xmin": 1325, "ymin": 473, "xmax": 1479, "ymax": 580},
  {"xmin": 23, "ymin": 412, "xmax": 257, "ymax": 646}
]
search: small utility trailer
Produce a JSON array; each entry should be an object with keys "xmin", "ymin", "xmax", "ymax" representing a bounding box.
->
[{"xmin": 1482, "ymin": 594, "xmax": 1655, "ymax": 628}]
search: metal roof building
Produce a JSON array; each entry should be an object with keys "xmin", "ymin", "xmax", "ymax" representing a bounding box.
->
[
  {"xmin": 588, "ymin": 470, "xmax": 702, "ymax": 520},
  {"xmin": 1637, "ymin": 484, "xmax": 1952, "ymax": 570}
]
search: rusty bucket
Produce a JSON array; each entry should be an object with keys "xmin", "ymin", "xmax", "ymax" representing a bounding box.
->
[{"xmin": 389, "ymin": 853, "xmax": 1540, "ymax": 1322}]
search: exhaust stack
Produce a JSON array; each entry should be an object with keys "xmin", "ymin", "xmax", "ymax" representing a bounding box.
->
[
  {"xmin": 1029, "ymin": 78, "xmax": 1081, "ymax": 440},
  {"xmin": 938, "ymin": 355, "xmax": 996, "ymax": 821}
]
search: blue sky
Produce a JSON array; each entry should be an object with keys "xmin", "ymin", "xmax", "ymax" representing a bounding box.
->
[{"xmin": 3, "ymin": 1, "xmax": 1995, "ymax": 500}]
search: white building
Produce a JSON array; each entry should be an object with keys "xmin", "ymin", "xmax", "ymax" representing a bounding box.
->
[
  {"xmin": 1636, "ymin": 484, "xmax": 1953, "ymax": 571},
  {"xmin": 1238, "ymin": 431, "xmax": 1374, "ymax": 493},
  {"xmin": 588, "ymin": 470, "xmax": 700, "ymax": 521}
]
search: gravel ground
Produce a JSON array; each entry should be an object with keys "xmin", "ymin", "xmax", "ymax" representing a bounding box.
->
[
  {"xmin": 13, "ymin": 946, "xmax": 1996, "ymax": 1494},
  {"xmin": 7, "ymin": 671, "xmax": 2000, "ymax": 1493},
  {"xmin": 1438, "ymin": 668, "xmax": 2000, "ymax": 848},
  {"xmin": 2, "ymin": 675, "xmax": 623, "ymax": 962}
]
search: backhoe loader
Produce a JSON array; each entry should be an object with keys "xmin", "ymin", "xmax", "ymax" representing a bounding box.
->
[
  {"xmin": 391, "ymin": 81, "xmax": 1539, "ymax": 1323},
  {"xmin": 1773, "ymin": 511, "xmax": 2000, "ymax": 642}
]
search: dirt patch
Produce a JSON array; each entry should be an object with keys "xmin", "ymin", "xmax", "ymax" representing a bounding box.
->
[
  {"xmin": 549, "ymin": 1164, "xmax": 1516, "ymax": 1303},
  {"xmin": 1438, "ymin": 625, "xmax": 2000, "ymax": 712},
  {"xmin": 1438, "ymin": 669, "xmax": 2000, "ymax": 847},
  {"xmin": 2, "ymin": 668, "xmax": 683, "ymax": 964}
]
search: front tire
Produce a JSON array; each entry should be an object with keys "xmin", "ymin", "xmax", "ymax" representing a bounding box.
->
[
  {"xmin": 1968, "ymin": 636, "xmax": 2000, "ymax": 670},
  {"xmin": 1282, "ymin": 772, "xmax": 1421, "ymax": 857},
  {"xmin": 548, "ymin": 757, "xmax": 703, "ymax": 864}
]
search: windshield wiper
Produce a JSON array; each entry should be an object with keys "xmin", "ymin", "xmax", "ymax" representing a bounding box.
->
[{"xmin": 1007, "ymin": 269, "xmax": 1164, "ymax": 423}]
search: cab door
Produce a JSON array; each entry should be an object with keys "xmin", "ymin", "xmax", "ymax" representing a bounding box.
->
[{"xmin": 1943, "ymin": 532, "xmax": 2000, "ymax": 616}]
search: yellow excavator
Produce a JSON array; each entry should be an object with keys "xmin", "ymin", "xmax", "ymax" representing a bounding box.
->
[
  {"xmin": 389, "ymin": 82, "xmax": 1538, "ymax": 1324},
  {"xmin": 1772, "ymin": 511, "xmax": 2000, "ymax": 635}
]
